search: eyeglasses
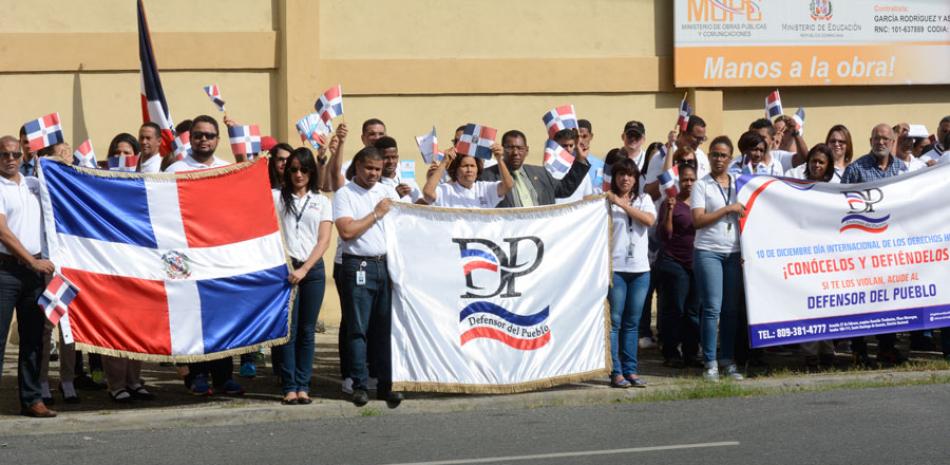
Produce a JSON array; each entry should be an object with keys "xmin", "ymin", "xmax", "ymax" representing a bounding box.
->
[
  {"xmin": 709, "ymin": 151, "xmax": 730, "ymax": 159},
  {"xmin": 0, "ymin": 151, "xmax": 22, "ymax": 159},
  {"xmin": 503, "ymin": 145, "xmax": 527, "ymax": 153},
  {"xmin": 191, "ymin": 131, "xmax": 218, "ymax": 141},
  {"xmin": 289, "ymin": 167, "xmax": 310, "ymax": 174},
  {"xmin": 827, "ymin": 139, "xmax": 847, "ymax": 145}
]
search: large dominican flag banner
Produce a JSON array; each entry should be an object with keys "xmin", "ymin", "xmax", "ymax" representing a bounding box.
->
[
  {"xmin": 737, "ymin": 164, "xmax": 950, "ymax": 349},
  {"xmin": 37, "ymin": 159, "xmax": 292, "ymax": 362},
  {"xmin": 385, "ymin": 199, "xmax": 610, "ymax": 393}
]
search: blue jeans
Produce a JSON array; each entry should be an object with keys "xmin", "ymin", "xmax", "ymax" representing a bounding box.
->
[
  {"xmin": 0, "ymin": 264, "xmax": 46, "ymax": 407},
  {"xmin": 340, "ymin": 257, "xmax": 392, "ymax": 393},
  {"xmin": 655, "ymin": 255, "xmax": 700, "ymax": 362},
  {"xmin": 278, "ymin": 260, "xmax": 326, "ymax": 394},
  {"xmin": 608, "ymin": 271, "xmax": 650, "ymax": 376},
  {"xmin": 694, "ymin": 249, "xmax": 742, "ymax": 365}
]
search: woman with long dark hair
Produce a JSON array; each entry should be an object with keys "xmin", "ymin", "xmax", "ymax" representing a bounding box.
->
[{"xmin": 273, "ymin": 147, "xmax": 332, "ymax": 404}]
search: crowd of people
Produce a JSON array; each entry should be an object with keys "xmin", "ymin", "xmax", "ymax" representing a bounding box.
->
[{"xmin": 1, "ymin": 108, "xmax": 948, "ymax": 418}]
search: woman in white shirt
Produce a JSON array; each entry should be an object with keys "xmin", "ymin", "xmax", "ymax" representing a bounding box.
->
[
  {"xmin": 422, "ymin": 145, "xmax": 512, "ymax": 208},
  {"xmin": 273, "ymin": 147, "xmax": 333, "ymax": 405},
  {"xmin": 606, "ymin": 158, "xmax": 656, "ymax": 388},
  {"xmin": 691, "ymin": 135, "xmax": 745, "ymax": 382},
  {"xmin": 729, "ymin": 131, "xmax": 781, "ymax": 176}
]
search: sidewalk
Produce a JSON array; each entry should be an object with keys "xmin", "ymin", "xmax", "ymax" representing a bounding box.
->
[{"xmin": 2, "ymin": 327, "xmax": 948, "ymax": 436}]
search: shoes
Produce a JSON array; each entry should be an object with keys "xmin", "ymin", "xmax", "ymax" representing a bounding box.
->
[
  {"xmin": 110, "ymin": 388, "xmax": 133, "ymax": 403},
  {"xmin": 625, "ymin": 375, "xmax": 648, "ymax": 388},
  {"xmin": 352, "ymin": 389, "xmax": 369, "ymax": 407},
  {"xmin": 281, "ymin": 396, "xmax": 298, "ymax": 405},
  {"xmin": 341, "ymin": 378, "xmax": 354, "ymax": 395},
  {"xmin": 21, "ymin": 402, "xmax": 57, "ymax": 418},
  {"xmin": 378, "ymin": 391, "xmax": 403, "ymax": 409},
  {"xmin": 368, "ymin": 377, "xmax": 378, "ymax": 391},
  {"xmin": 190, "ymin": 374, "xmax": 212, "ymax": 396},
  {"xmin": 59, "ymin": 384, "xmax": 80, "ymax": 404},
  {"xmin": 220, "ymin": 379, "xmax": 245, "ymax": 396},
  {"xmin": 239, "ymin": 361, "xmax": 257, "ymax": 378},
  {"xmin": 703, "ymin": 364, "xmax": 720, "ymax": 382},
  {"xmin": 723, "ymin": 364, "xmax": 744, "ymax": 381},
  {"xmin": 610, "ymin": 375, "xmax": 631, "ymax": 388},
  {"xmin": 638, "ymin": 337, "xmax": 657, "ymax": 350},
  {"xmin": 296, "ymin": 395, "xmax": 313, "ymax": 405},
  {"xmin": 130, "ymin": 385, "xmax": 155, "ymax": 401},
  {"xmin": 877, "ymin": 349, "xmax": 908, "ymax": 366},
  {"xmin": 73, "ymin": 374, "xmax": 106, "ymax": 391}
]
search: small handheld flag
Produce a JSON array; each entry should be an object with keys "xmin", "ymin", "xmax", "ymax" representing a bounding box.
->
[
  {"xmin": 765, "ymin": 90, "xmax": 783, "ymax": 119},
  {"xmin": 39, "ymin": 272, "xmax": 79, "ymax": 327},
  {"xmin": 657, "ymin": 166, "xmax": 680, "ymax": 198},
  {"xmin": 73, "ymin": 139, "xmax": 97, "ymax": 168},
  {"xmin": 314, "ymin": 84, "xmax": 344, "ymax": 123},
  {"xmin": 229, "ymin": 124, "xmax": 262, "ymax": 157},
  {"xmin": 543, "ymin": 140, "xmax": 575, "ymax": 177},
  {"xmin": 108, "ymin": 154, "xmax": 140, "ymax": 172},
  {"xmin": 172, "ymin": 130, "xmax": 191, "ymax": 161},
  {"xmin": 793, "ymin": 107, "xmax": 805, "ymax": 135},
  {"xmin": 23, "ymin": 113, "xmax": 65, "ymax": 152},
  {"xmin": 455, "ymin": 123, "xmax": 497, "ymax": 160},
  {"xmin": 677, "ymin": 97, "xmax": 692, "ymax": 132},
  {"xmin": 541, "ymin": 105, "xmax": 578, "ymax": 139},
  {"xmin": 203, "ymin": 84, "xmax": 226, "ymax": 112},
  {"xmin": 296, "ymin": 113, "xmax": 332, "ymax": 149},
  {"xmin": 415, "ymin": 126, "xmax": 443, "ymax": 164}
]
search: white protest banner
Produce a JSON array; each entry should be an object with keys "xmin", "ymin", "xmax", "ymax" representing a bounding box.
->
[
  {"xmin": 385, "ymin": 199, "xmax": 610, "ymax": 393},
  {"xmin": 737, "ymin": 164, "xmax": 950, "ymax": 348}
]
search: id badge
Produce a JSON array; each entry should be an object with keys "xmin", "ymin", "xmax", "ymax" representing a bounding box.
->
[{"xmin": 356, "ymin": 270, "xmax": 366, "ymax": 286}]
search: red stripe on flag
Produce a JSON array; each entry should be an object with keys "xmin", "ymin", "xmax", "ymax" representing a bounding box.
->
[
  {"xmin": 177, "ymin": 160, "xmax": 279, "ymax": 247},
  {"xmin": 61, "ymin": 268, "xmax": 172, "ymax": 355}
]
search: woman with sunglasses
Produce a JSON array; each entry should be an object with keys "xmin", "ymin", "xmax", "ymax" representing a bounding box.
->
[
  {"xmin": 690, "ymin": 135, "xmax": 744, "ymax": 382},
  {"xmin": 273, "ymin": 147, "xmax": 332, "ymax": 405}
]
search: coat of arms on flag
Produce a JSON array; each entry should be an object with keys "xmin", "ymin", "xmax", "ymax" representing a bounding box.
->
[
  {"xmin": 24, "ymin": 113, "xmax": 65, "ymax": 152},
  {"xmin": 172, "ymin": 131, "xmax": 191, "ymax": 161},
  {"xmin": 39, "ymin": 272, "xmax": 79, "ymax": 326},
  {"xmin": 455, "ymin": 123, "xmax": 497, "ymax": 160},
  {"xmin": 314, "ymin": 84, "xmax": 344, "ymax": 123},
  {"xmin": 73, "ymin": 139, "xmax": 97, "ymax": 169},
  {"xmin": 541, "ymin": 105, "xmax": 578, "ymax": 139},
  {"xmin": 37, "ymin": 158, "xmax": 293, "ymax": 361},
  {"xmin": 203, "ymin": 84, "xmax": 226, "ymax": 112},
  {"xmin": 229, "ymin": 124, "xmax": 262, "ymax": 157}
]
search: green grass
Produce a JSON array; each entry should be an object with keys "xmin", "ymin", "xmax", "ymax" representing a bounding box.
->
[{"xmin": 359, "ymin": 407, "xmax": 381, "ymax": 417}]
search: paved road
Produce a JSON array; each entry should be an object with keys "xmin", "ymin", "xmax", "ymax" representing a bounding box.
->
[{"xmin": 2, "ymin": 384, "xmax": 948, "ymax": 465}]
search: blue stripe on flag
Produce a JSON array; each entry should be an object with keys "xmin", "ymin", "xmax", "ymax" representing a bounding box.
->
[
  {"xmin": 42, "ymin": 160, "xmax": 158, "ymax": 247},
  {"xmin": 197, "ymin": 265, "xmax": 292, "ymax": 353}
]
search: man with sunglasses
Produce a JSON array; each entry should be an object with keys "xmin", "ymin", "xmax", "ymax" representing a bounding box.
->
[{"xmin": 0, "ymin": 135, "xmax": 57, "ymax": 417}]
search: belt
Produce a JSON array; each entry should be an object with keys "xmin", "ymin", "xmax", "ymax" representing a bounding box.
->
[
  {"xmin": 342, "ymin": 253, "xmax": 386, "ymax": 262},
  {"xmin": 0, "ymin": 252, "xmax": 41, "ymax": 268}
]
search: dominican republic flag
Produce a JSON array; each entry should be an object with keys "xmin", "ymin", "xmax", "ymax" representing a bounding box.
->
[
  {"xmin": 24, "ymin": 113, "xmax": 65, "ymax": 152},
  {"xmin": 203, "ymin": 85, "xmax": 226, "ymax": 112},
  {"xmin": 658, "ymin": 166, "xmax": 680, "ymax": 198},
  {"xmin": 765, "ymin": 90, "xmax": 783, "ymax": 119},
  {"xmin": 172, "ymin": 131, "xmax": 191, "ymax": 161},
  {"xmin": 792, "ymin": 107, "xmax": 805, "ymax": 135},
  {"xmin": 295, "ymin": 113, "xmax": 332, "ymax": 149},
  {"xmin": 543, "ymin": 140, "xmax": 575, "ymax": 178},
  {"xmin": 542, "ymin": 105, "xmax": 578, "ymax": 139},
  {"xmin": 108, "ymin": 154, "xmax": 140, "ymax": 172},
  {"xmin": 39, "ymin": 272, "xmax": 79, "ymax": 327},
  {"xmin": 139, "ymin": 0, "xmax": 175, "ymax": 156},
  {"xmin": 72, "ymin": 139, "xmax": 97, "ymax": 169},
  {"xmin": 37, "ymin": 159, "xmax": 291, "ymax": 361},
  {"xmin": 314, "ymin": 84, "xmax": 344, "ymax": 123},
  {"xmin": 415, "ymin": 126, "xmax": 443, "ymax": 164},
  {"xmin": 677, "ymin": 97, "xmax": 692, "ymax": 132},
  {"xmin": 229, "ymin": 124, "xmax": 262, "ymax": 156},
  {"xmin": 455, "ymin": 123, "xmax": 497, "ymax": 160}
]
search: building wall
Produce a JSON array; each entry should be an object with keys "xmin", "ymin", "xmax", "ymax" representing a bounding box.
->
[{"xmin": 2, "ymin": 0, "xmax": 948, "ymax": 334}]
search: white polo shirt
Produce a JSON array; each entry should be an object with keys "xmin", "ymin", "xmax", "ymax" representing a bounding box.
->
[
  {"xmin": 609, "ymin": 193, "xmax": 656, "ymax": 273},
  {"xmin": 0, "ymin": 175, "xmax": 43, "ymax": 256},
  {"xmin": 380, "ymin": 175, "xmax": 423, "ymax": 203},
  {"xmin": 691, "ymin": 173, "xmax": 740, "ymax": 254},
  {"xmin": 139, "ymin": 153, "xmax": 163, "ymax": 173},
  {"xmin": 434, "ymin": 181, "xmax": 502, "ymax": 208},
  {"xmin": 165, "ymin": 154, "xmax": 230, "ymax": 173},
  {"xmin": 274, "ymin": 190, "xmax": 332, "ymax": 262},
  {"xmin": 332, "ymin": 181, "xmax": 399, "ymax": 257}
]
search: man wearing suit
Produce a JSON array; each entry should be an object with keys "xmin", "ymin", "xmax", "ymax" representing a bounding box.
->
[{"xmin": 480, "ymin": 129, "xmax": 589, "ymax": 207}]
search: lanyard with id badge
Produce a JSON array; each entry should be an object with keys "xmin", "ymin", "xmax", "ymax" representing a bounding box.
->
[
  {"xmin": 356, "ymin": 262, "xmax": 367, "ymax": 286},
  {"xmin": 715, "ymin": 174, "xmax": 736, "ymax": 234},
  {"xmin": 625, "ymin": 196, "xmax": 642, "ymax": 262}
]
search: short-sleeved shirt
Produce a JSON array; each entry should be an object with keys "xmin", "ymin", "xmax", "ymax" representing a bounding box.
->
[
  {"xmin": 690, "ymin": 173, "xmax": 740, "ymax": 254},
  {"xmin": 728, "ymin": 157, "xmax": 784, "ymax": 177},
  {"xmin": 0, "ymin": 175, "xmax": 43, "ymax": 256},
  {"xmin": 771, "ymin": 150, "xmax": 796, "ymax": 173},
  {"xmin": 898, "ymin": 155, "xmax": 926, "ymax": 174},
  {"xmin": 610, "ymin": 193, "xmax": 656, "ymax": 273},
  {"xmin": 554, "ymin": 174, "xmax": 593, "ymax": 204},
  {"xmin": 164, "ymin": 155, "xmax": 230, "ymax": 173},
  {"xmin": 784, "ymin": 164, "xmax": 844, "ymax": 183},
  {"xmin": 139, "ymin": 154, "xmax": 163, "ymax": 173},
  {"xmin": 332, "ymin": 181, "xmax": 399, "ymax": 256},
  {"xmin": 380, "ymin": 175, "xmax": 423, "ymax": 203},
  {"xmin": 274, "ymin": 190, "xmax": 332, "ymax": 262},
  {"xmin": 434, "ymin": 181, "xmax": 502, "ymax": 208},
  {"xmin": 657, "ymin": 199, "xmax": 695, "ymax": 269},
  {"xmin": 840, "ymin": 154, "xmax": 906, "ymax": 184}
]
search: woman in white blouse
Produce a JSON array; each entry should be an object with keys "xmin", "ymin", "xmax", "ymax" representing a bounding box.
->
[
  {"xmin": 273, "ymin": 147, "xmax": 333, "ymax": 405},
  {"xmin": 422, "ymin": 145, "xmax": 512, "ymax": 208}
]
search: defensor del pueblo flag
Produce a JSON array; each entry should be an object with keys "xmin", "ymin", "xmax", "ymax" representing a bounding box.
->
[
  {"xmin": 37, "ymin": 158, "xmax": 293, "ymax": 362},
  {"xmin": 736, "ymin": 164, "xmax": 950, "ymax": 349},
  {"xmin": 385, "ymin": 199, "xmax": 610, "ymax": 393}
]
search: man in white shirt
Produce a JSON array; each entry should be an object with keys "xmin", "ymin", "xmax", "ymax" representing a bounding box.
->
[
  {"xmin": 0, "ymin": 135, "xmax": 57, "ymax": 417},
  {"xmin": 333, "ymin": 146, "xmax": 403, "ymax": 409},
  {"xmin": 551, "ymin": 129, "xmax": 593, "ymax": 204},
  {"xmin": 644, "ymin": 115, "xmax": 711, "ymax": 201},
  {"xmin": 749, "ymin": 119, "xmax": 793, "ymax": 174},
  {"xmin": 373, "ymin": 136, "xmax": 422, "ymax": 203},
  {"xmin": 137, "ymin": 122, "xmax": 164, "ymax": 173},
  {"xmin": 920, "ymin": 116, "xmax": 950, "ymax": 166}
]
